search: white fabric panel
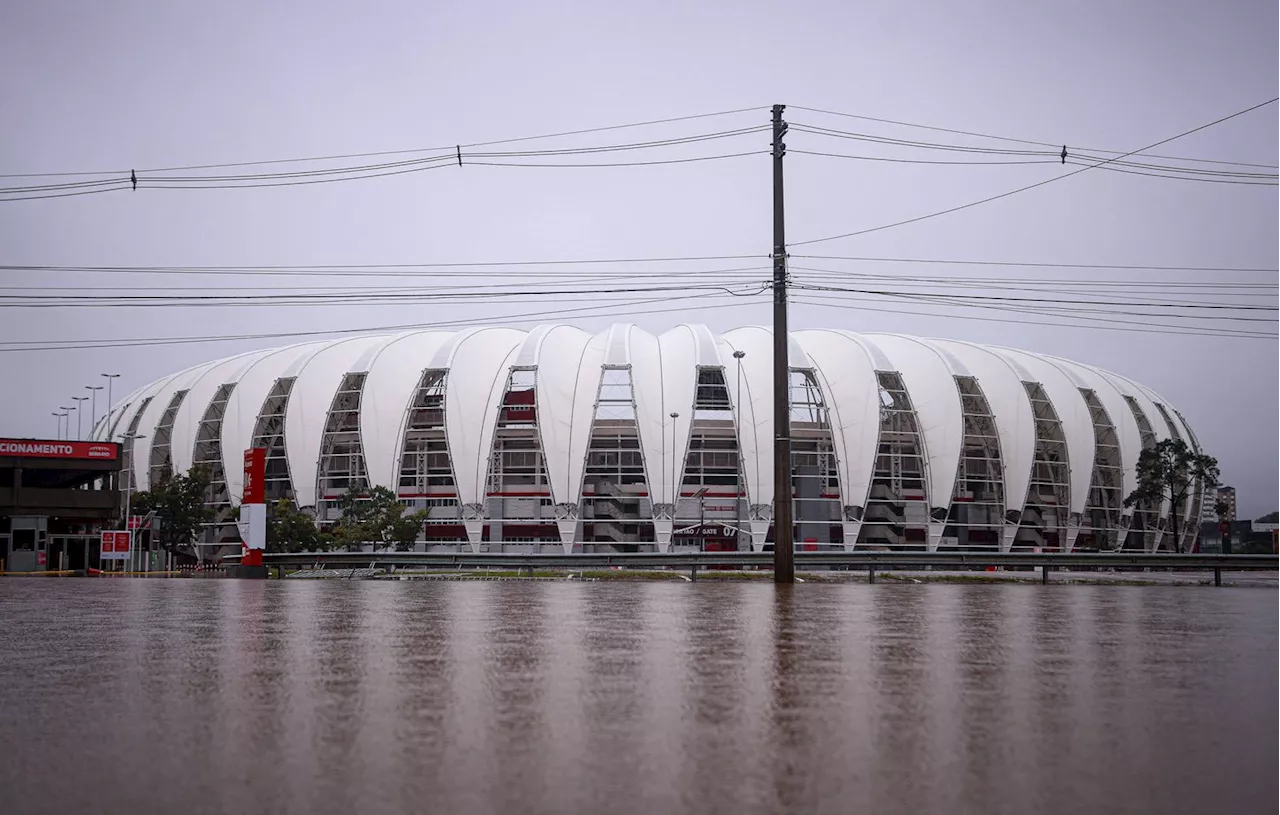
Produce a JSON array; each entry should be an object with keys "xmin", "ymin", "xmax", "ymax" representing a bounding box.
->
[
  {"xmin": 286, "ymin": 335, "xmax": 398, "ymax": 510},
  {"xmin": 652, "ymin": 326, "xmax": 702, "ymax": 507},
  {"xmin": 862, "ymin": 334, "xmax": 964, "ymax": 514},
  {"xmin": 1044, "ymin": 356, "xmax": 1142, "ymax": 520},
  {"xmin": 170, "ymin": 349, "xmax": 275, "ymax": 476},
  {"xmin": 96, "ymin": 382, "xmax": 149, "ymax": 442},
  {"xmin": 719, "ymin": 327, "xmax": 778, "ymax": 512},
  {"xmin": 792, "ymin": 329, "xmax": 882, "ymax": 514},
  {"xmin": 112, "ymin": 375, "xmax": 180, "ymax": 486},
  {"xmin": 925, "ymin": 339, "xmax": 1036, "ymax": 517},
  {"xmin": 531, "ymin": 325, "xmax": 603, "ymax": 506},
  {"xmin": 222, "ymin": 342, "xmax": 329, "ymax": 504},
  {"xmin": 629, "ymin": 326, "xmax": 690, "ymax": 510},
  {"xmin": 134, "ymin": 361, "xmax": 222, "ymax": 491},
  {"xmin": 990, "ymin": 347, "xmax": 1095, "ymax": 517},
  {"xmin": 1093, "ymin": 366, "xmax": 1174, "ymax": 543},
  {"xmin": 435, "ymin": 328, "xmax": 526, "ymax": 510},
  {"xmin": 359, "ymin": 331, "xmax": 453, "ymax": 492}
]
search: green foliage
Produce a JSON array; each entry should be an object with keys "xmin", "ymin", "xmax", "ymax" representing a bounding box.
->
[
  {"xmin": 129, "ymin": 466, "xmax": 216, "ymax": 552},
  {"xmin": 332, "ymin": 485, "xmax": 429, "ymax": 552},
  {"xmin": 1124, "ymin": 438, "xmax": 1220, "ymax": 553},
  {"xmin": 1214, "ymin": 500, "xmax": 1232, "ymax": 522},
  {"xmin": 265, "ymin": 498, "xmax": 332, "ymax": 553},
  {"xmin": 1256, "ymin": 511, "xmax": 1279, "ymax": 524}
]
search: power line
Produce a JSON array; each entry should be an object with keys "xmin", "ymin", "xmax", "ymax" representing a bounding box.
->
[
  {"xmin": 789, "ymin": 104, "xmax": 1280, "ymax": 169},
  {"xmin": 0, "ymin": 255, "xmax": 767, "ymax": 278},
  {"xmin": 790, "ymin": 97, "xmax": 1279, "ymax": 246},
  {"xmin": 791, "ymin": 122, "xmax": 1278, "ymax": 179},
  {"xmin": 789, "ymin": 254, "xmax": 1279, "ymax": 274},
  {"xmin": 0, "ymin": 280, "xmax": 773, "ymax": 308},
  {"xmin": 791, "ymin": 282, "xmax": 1277, "ymax": 319},
  {"xmin": 0, "ymin": 289, "xmax": 771, "ymax": 353},
  {"xmin": 791, "ymin": 149, "xmax": 1057, "ymax": 166},
  {"xmin": 0, "ymin": 106, "xmax": 766, "ymax": 179},
  {"xmin": 790, "ymin": 295, "xmax": 1276, "ymax": 341}
]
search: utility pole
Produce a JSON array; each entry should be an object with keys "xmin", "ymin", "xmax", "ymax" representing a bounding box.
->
[{"xmin": 771, "ymin": 104, "xmax": 794, "ymax": 584}]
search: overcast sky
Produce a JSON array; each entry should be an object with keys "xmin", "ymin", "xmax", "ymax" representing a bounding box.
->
[{"xmin": 1, "ymin": 0, "xmax": 1276, "ymax": 516}]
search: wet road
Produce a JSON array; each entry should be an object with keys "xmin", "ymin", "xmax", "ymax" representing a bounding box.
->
[{"xmin": 1, "ymin": 580, "xmax": 1274, "ymax": 814}]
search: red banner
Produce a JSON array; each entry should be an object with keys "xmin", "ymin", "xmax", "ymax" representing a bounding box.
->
[
  {"xmin": 0, "ymin": 439, "xmax": 119, "ymax": 460},
  {"xmin": 243, "ymin": 448, "xmax": 266, "ymax": 504}
]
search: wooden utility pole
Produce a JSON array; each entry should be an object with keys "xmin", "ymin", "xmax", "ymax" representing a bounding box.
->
[{"xmin": 771, "ymin": 104, "xmax": 794, "ymax": 584}]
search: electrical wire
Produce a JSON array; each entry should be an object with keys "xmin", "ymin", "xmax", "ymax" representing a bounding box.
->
[
  {"xmin": 0, "ymin": 255, "xmax": 768, "ymax": 278},
  {"xmin": 791, "ymin": 282, "xmax": 1277, "ymax": 320},
  {"xmin": 790, "ymin": 149, "xmax": 1058, "ymax": 166},
  {"xmin": 789, "ymin": 105, "xmax": 1280, "ymax": 169},
  {"xmin": 789, "ymin": 254, "xmax": 1279, "ymax": 274},
  {"xmin": 791, "ymin": 122, "xmax": 1278, "ymax": 179},
  {"xmin": 789, "ymin": 295, "xmax": 1276, "ymax": 341},
  {"xmin": 789, "ymin": 97, "xmax": 1279, "ymax": 246},
  {"xmin": 0, "ymin": 106, "xmax": 766, "ymax": 179},
  {"xmin": 0, "ymin": 289, "xmax": 771, "ymax": 352},
  {"xmin": 0, "ymin": 280, "xmax": 773, "ymax": 308}
]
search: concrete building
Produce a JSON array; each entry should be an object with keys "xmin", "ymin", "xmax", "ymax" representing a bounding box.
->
[
  {"xmin": 89, "ymin": 325, "xmax": 1208, "ymax": 556},
  {"xmin": 1216, "ymin": 485, "xmax": 1237, "ymax": 523}
]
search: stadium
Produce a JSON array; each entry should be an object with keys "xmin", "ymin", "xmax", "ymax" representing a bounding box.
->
[{"xmin": 90, "ymin": 325, "xmax": 1205, "ymax": 555}]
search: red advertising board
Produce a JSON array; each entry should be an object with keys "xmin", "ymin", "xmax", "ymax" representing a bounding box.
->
[
  {"xmin": 100, "ymin": 530, "xmax": 131, "ymax": 559},
  {"xmin": 0, "ymin": 439, "xmax": 119, "ymax": 460},
  {"xmin": 243, "ymin": 448, "xmax": 266, "ymax": 504}
]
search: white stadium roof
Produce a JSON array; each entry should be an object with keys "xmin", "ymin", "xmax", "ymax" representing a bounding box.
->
[{"xmin": 92, "ymin": 324, "xmax": 1202, "ymax": 553}]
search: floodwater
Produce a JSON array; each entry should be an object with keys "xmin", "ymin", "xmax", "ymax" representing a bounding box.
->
[{"xmin": 0, "ymin": 580, "xmax": 1274, "ymax": 815}]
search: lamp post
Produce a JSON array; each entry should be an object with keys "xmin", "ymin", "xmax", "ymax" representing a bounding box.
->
[
  {"xmin": 120, "ymin": 432, "xmax": 145, "ymax": 573},
  {"xmin": 53, "ymin": 411, "xmax": 66, "ymax": 439},
  {"xmin": 733, "ymin": 349, "xmax": 746, "ymax": 551},
  {"xmin": 669, "ymin": 411, "xmax": 680, "ymax": 544},
  {"xmin": 59, "ymin": 405, "xmax": 76, "ymax": 441},
  {"xmin": 71, "ymin": 396, "xmax": 89, "ymax": 439},
  {"xmin": 102, "ymin": 374, "xmax": 120, "ymax": 440},
  {"xmin": 86, "ymin": 385, "xmax": 104, "ymax": 437}
]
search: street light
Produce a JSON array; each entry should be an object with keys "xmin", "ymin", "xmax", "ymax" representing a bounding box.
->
[
  {"xmin": 59, "ymin": 405, "xmax": 76, "ymax": 441},
  {"xmin": 102, "ymin": 374, "xmax": 120, "ymax": 440},
  {"xmin": 71, "ymin": 396, "xmax": 89, "ymax": 439},
  {"xmin": 52, "ymin": 411, "xmax": 67, "ymax": 439},
  {"xmin": 669, "ymin": 411, "xmax": 680, "ymax": 543},
  {"xmin": 86, "ymin": 385, "xmax": 104, "ymax": 437},
  {"xmin": 732, "ymin": 349, "xmax": 746, "ymax": 551},
  {"xmin": 120, "ymin": 431, "xmax": 146, "ymax": 572}
]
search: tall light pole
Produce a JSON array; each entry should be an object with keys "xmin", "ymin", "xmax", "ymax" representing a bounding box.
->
[
  {"xmin": 86, "ymin": 385, "xmax": 104, "ymax": 437},
  {"xmin": 53, "ymin": 411, "xmax": 66, "ymax": 439},
  {"xmin": 733, "ymin": 349, "xmax": 746, "ymax": 552},
  {"xmin": 669, "ymin": 411, "xmax": 680, "ymax": 543},
  {"xmin": 59, "ymin": 405, "xmax": 76, "ymax": 441},
  {"xmin": 72, "ymin": 396, "xmax": 89, "ymax": 439},
  {"xmin": 120, "ymin": 431, "xmax": 145, "ymax": 572},
  {"xmin": 102, "ymin": 374, "xmax": 120, "ymax": 440}
]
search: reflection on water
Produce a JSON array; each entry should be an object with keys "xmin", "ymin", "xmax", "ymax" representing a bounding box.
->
[{"xmin": 0, "ymin": 581, "xmax": 1274, "ymax": 815}]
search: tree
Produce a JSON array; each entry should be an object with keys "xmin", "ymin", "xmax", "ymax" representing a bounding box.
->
[
  {"xmin": 332, "ymin": 485, "xmax": 429, "ymax": 552},
  {"xmin": 265, "ymin": 498, "xmax": 331, "ymax": 553},
  {"xmin": 130, "ymin": 465, "xmax": 216, "ymax": 557},
  {"xmin": 1124, "ymin": 439, "xmax": 1219, "ymax": 554},
  {"xmin": 1256, "ymin": 511, "xmax": 1279, "ymax": 524}
]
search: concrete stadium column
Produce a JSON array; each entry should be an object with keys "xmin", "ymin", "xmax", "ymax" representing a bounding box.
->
[
  {"xmin": 841, "ymin": 520, "xmax": 861, "ymax": 552},
  {"xmin": 748, "ymin": 519, "xmax": 770, "ymax": 552},
  {"xmin": 927, "ymin": 521, "xmax": 946, "ymax": 553},
  {"xmin": 653, "ymin": 517, "xmax": 673, "ymax": 553},
  {"xmin": 556, "ymin": 519, "xmax": 576, "ymax": 554},
  {"xmin": 1000, "ymin": 525, "xmax": 1018, "ymax": 554},
  {"xmin": 463, "ymin": 519, "xmax": 484, "ymax": 553}
]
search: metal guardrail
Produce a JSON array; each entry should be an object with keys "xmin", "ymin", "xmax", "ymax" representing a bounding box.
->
[{"xmin": 227, "ymin": 550, "xmax": 1279, "ymax": 572}]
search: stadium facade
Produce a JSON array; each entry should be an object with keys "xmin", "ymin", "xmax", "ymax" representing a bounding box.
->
[{"xmin": 91, "ymin": 325, "xmax": 1205, "ymax": 554}]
